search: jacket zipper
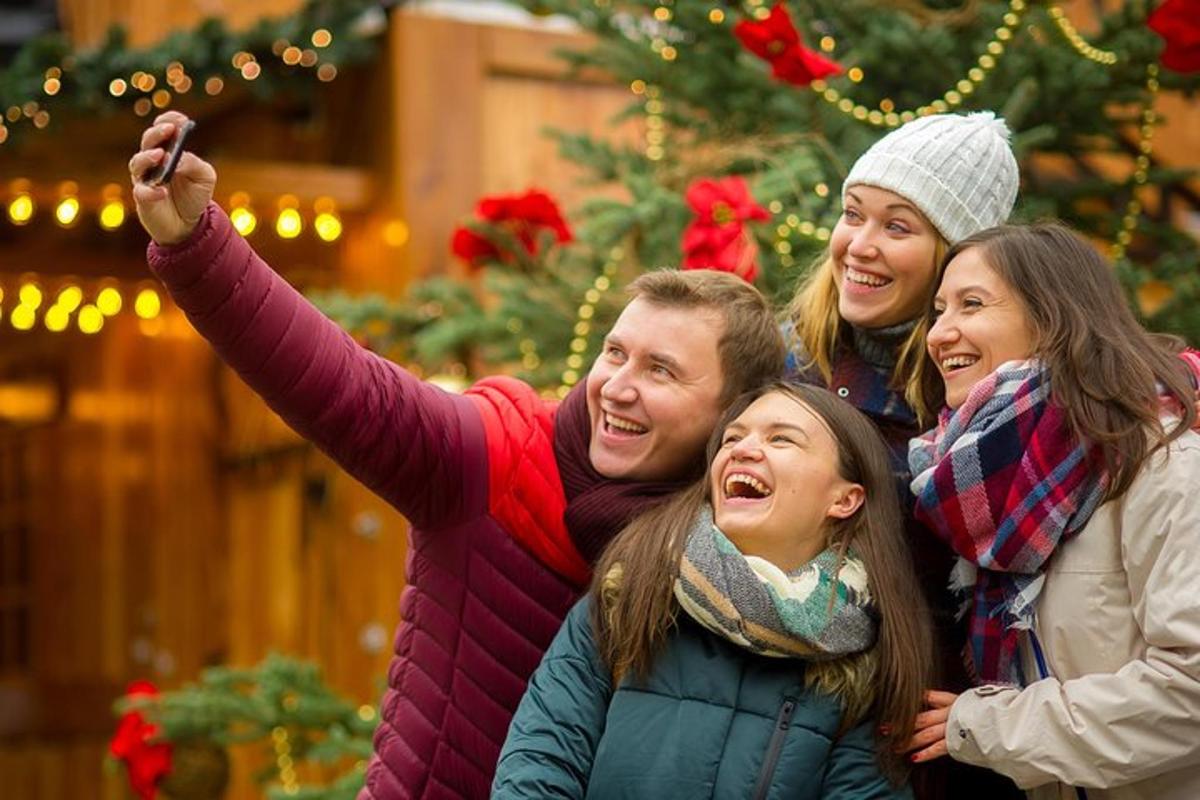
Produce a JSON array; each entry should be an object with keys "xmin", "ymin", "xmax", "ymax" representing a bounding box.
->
[{"xmin": 751, "ymin": 697, "xmax": 797, "ymax": 800}]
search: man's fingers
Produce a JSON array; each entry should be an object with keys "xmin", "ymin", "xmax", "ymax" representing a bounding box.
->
[
  {"xmin": 131, "ymin": 180, "xmax": 168, "ymax": 205},
  {"xmin": 174, "ymin": 151, "xmax": 213, "ymax": 183},
  {"xmin": 152, "ymin": 111, "xmax": 189, "ymax": 128},
  {"xmin": 140, "ymin": 122, "xmax": 177, "ymax": 151},
  {"xmin": 129, "ymin": 149, "xmax": 164, "ymax": 181}
]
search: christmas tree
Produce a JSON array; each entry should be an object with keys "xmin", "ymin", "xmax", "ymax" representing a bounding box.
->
[{"xmin": 317, "ymin": 0, "xmax": 1199, "ymax": 391}]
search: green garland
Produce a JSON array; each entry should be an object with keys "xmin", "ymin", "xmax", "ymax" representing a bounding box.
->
[{"xmin": 0, "ymin": 0, "xmax": 386, "ymax": 144}]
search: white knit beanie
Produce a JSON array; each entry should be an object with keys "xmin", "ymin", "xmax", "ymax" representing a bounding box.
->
[{"xmin": 842, "ymin": 111, "xmax": 1019, "ymax": 245}]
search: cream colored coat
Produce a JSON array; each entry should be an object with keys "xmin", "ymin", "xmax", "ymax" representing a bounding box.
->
[{"xmin": 946, "ymin": 430, "xmax": 1200, "ymax": 799}]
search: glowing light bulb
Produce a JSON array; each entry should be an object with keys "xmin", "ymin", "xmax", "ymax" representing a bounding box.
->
[
  {"xmin": 57, "ymin": 286, "xmax": 82, "ymax": 313},
  {"xmin": 78, "ymin": 304, "xmax": 104, "ymax": 334},
  {"xmin": 97, "ymin": 287, "xmax": 122, "ymax": 316},
  {"xmin": 8, "ymin": 194, "xmax": 34, "ymax": 224},
  {"xmin": 134, "ymin": 288, "xmax": 161, "ymax": 319},
  {"xmin": 314, "ymin": 212, "xmax": 342, "ymax": 242},
  {"xmin": 44, "ymin": 305, "xmax": 69, "ymax": 332},
  {"xmin": 275, "ymin": 208, "xmax": 302, "ymax": 239},
  {"xmin": 11, "ymin": 305, "xmax": 36, "ymax": 330},
  {"xmin": 100, "ymin": 200, "xmax": 126, "ymax": 230},
  {"xmin": 55, "ymin": 196, "xmax": 80, "ymax": 227},
  {"xmin": 18, "ymin": 283, "xmax": 42, "ymax": 309},
  {"xmin": 231, "ymin": 206, "xmax": 257, "ymax": 236}
]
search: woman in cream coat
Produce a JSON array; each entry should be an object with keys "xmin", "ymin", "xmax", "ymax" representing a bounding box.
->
[{"xmin": 901, "ymin": 223, "xmax": 1200, "ymax": 799}]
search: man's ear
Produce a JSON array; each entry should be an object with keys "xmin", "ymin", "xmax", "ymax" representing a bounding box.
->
[{"xmin": 826, "ymin": 482, "xmax": 865, "ymax": 520}]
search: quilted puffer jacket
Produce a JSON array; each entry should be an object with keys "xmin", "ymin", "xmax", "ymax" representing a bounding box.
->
[
  {"xmin": 494, "ymin": 599, "xmax": 910, "ymax": 799},
  {"xmin": 148, "ymin": 204, "xmax": 593, "ymax": 798}
]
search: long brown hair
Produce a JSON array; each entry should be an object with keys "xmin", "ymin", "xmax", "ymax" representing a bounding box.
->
[
  {"xmin": 591, "ymin": 381, "xmax": 934, "ymax": 781},
  {"xmin": 785, "ymin": 241, "xmax": 947, "ymax": 427},
  {"xmin": 923, "ymin": 223, "xmax": 1197, "ymax": 499}
]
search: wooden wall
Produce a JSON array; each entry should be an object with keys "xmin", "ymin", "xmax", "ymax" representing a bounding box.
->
[{"xmin": 1, "ymin": 5, "xmax": 634, "ymax": 798}]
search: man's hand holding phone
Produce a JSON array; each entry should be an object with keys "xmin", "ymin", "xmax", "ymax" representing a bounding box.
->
[{"xmin": 129, "ymin": 111, "xmax": 217, "ymax": 246}]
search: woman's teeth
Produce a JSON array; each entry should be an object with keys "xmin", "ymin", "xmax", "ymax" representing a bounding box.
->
[
  {"xmin": 941, "ymin": 355, "xmax": 979, "ymax": 371},
  {"xmin": 724, "ymin": 473, "xmax": 772, "ymax": 499},
  {"xmin": 605, "ymin": 413, "xmax": 647, "ymax": 434},
  {"xmin": 846, "ymin": 268, "xmax": 890, "ymax": 288}
]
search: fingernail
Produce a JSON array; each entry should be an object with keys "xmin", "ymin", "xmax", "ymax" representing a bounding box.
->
[{"xmin": 910, "ymin": 753, "xmax": 920, "ymax": 763}]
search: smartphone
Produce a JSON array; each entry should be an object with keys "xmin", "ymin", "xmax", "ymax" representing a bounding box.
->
[{"xmin": 144, "ymin": 119, "xmax": 196, "ymax": 186}]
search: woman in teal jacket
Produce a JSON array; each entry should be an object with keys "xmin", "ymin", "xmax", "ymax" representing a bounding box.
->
[{"xmin": 493, "ymin": 382, "xmax": 935, "ymax": 799}]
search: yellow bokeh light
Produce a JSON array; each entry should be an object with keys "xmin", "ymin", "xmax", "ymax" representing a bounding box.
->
[
  {"xmin": 97, "ymin": 287, "xmax": 123, "ymax": 316},
  {"xmin": 383, "ymin": 219, "xmax": 409, "ymax": 248},
  {"xmin": 312, "ymin": 29, "xmax": 333, "ymax": 48},
  {"xmin": 314, "ymin": 212, "xmax": 342, "ymax": 242},
  {"xmin": 8, "ymin": 194, "xmax": 34, "ymax": 224},
  {"xmin": 275, "ymin": 208, "xmax": 303, "ymax": 239},
  {"xmin": 231, "ymin": 206, "xmax": 258, "ymax": 236},
  {"xmin": 100, "ymin": 201, "xmax": 126, "ymax": 230},
  {"xmin": 55, "ymin": 196, "xmax": 80, "ymax": 227},
  {"xmin": 134, "ymin": 289, "xmax": 162, "ymax": 319},
  {"xmin": 44, "ymin": 305, "xmax": 69, "ymax": 332},
  {"xmin": 18, "ymin": 283, "xmax": 42, "ymax": 309},
  {"xmin": 57, "ymin": 286, "xmax": 83, "ymax": 313},
  {"xmin": 78, "ymin": 305, "xmax": 104, "ymax": 334},
  {"xmin": 11, "ymin": 305, "xmax": 36, "ymax": 330}
]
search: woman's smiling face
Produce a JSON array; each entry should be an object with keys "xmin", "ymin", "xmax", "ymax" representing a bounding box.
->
[
  {"xmin": 709, "ymin": 391, "xmax": 864, "ymax": 572},
  {"xmin": 830, "ymin": 185, "xmax": 943, "ymax": 330},
  {"xmin": 927, "ymin": 246, "xmax": 1037, "ymax": 409}
]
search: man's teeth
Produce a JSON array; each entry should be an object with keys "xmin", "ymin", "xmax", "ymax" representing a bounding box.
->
[
  {"xmin": 941, "ymin": 355, "xmax": 979, "ymax": 371},
  {"xmin": 846, "ymin": 268, "xmax": 890, "ymax": 288},
  {"xmin": 606, "ymin": 413, "xmax": 647, "ymax": 434},
  {"xmin": 725, "ymin": 473, "xmax": 772, "ymax": 498}
]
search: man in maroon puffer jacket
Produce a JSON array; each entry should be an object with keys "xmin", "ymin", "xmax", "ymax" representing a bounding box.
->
[{"xmin": 130, "ymin": 113, "xmax": 786, "ymax": 799}]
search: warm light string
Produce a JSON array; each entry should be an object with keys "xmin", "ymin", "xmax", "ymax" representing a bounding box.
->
[
  {"xmin": 1047, "ymin": 4, "xmax": 1118, "ymax": 65},
  {"xmin": 4, "ymin": 181, "xmax": 349, "ymax": 244},
  {"xmin": 1111, "ymin": 62, "xmax": 1160, "ymax": 263},
  {"xmin": 271, "ymin": 725, "xmax": 299, "ymax": 794},
  {"xmin": 557, "ymin": 249, "xmax": 623, "ymax": 395},
  {"xmin": 0, "ymin": 28, "xmax": 339, "ymax": 145},
  {"xmin": 810, "ymin": 0, "xmax": 1032, "ymax": 128},
  {"xmin": 0, "ymin": 275, "xmax": 164, "ymax": 336}
]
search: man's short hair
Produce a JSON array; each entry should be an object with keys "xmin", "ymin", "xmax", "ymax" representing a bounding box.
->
[{"xmin": 627, "ymin": 270, "xmax": 785, "ymax": 406}]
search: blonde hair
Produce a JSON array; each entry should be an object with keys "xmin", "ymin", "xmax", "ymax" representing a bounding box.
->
[{"xmin": 784, "ymin": 237, "xmax": 947, "ymax": 427}]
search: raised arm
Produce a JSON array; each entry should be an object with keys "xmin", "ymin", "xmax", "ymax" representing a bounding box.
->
[
  {"xmin": 131, "ymin": 112, "xmax": 482, "ymax": 528},
  {"xmin": 492, "ymin": 599, "xmax": 613, "ymax": 798}
]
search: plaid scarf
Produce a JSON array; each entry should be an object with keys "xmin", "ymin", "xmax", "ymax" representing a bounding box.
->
[
  {"xmin": 673, "ymin": 507, "xmax": 877, "ymax": 659},
  {"xmin": 908, "ymin": 360, "xmax": 1109, "ymax": 686}
]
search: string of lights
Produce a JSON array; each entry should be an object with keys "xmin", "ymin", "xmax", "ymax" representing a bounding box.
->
[
  {"xmin": 0, "ymin": 276, "xmax": 163, "ymax": 335},
  {"xmin": 0, "ymin": 27, "xmax": 345, "ymax": 146}
]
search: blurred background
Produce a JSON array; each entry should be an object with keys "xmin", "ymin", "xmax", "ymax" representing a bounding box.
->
[{"xmin": 0, "ymin": 0, "xmax": 1196, "ymax": 797}]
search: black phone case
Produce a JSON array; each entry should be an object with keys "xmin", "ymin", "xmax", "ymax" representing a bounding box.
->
[{"xmin": 145, "ymin": 119, "xmax": 196, "ymax": 185}]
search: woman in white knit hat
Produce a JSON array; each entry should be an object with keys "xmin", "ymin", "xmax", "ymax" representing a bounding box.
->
[{"xmin": 784, "ymin": 111, "xmax": 1024, "ymax": 800}]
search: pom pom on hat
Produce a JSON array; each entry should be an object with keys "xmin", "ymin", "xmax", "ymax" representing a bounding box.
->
[{"xmin": 843, "ymin": 111, "xmax": 1019, "ymax": 244}]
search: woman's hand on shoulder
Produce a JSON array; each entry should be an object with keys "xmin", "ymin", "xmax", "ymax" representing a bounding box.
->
[{"xmin": 900, "ymin": 690, "xmax": 957, "ymax": 763}]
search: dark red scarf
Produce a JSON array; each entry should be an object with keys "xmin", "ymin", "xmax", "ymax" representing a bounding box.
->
[{"xmin": 553, "ymin": 382, "xmax": 703, "ymax": 565}]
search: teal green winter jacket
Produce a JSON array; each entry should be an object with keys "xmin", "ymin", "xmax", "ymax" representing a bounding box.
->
[{"xmin": 492, "ymin": 598, "xmax": 910, "ymax": 799}]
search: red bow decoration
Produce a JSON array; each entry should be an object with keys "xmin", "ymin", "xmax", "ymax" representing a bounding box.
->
[
  {"xmin": 450, "ymin": 188, "xmax": 573, "ymax": 269},
  {"xmin": 109, "ymin": 680, "xmax": 173, "ymax": 800},
  {"xmin": 1148, "ymin": 0, "xmax": 1200, "ymax": 73},
  {"xmin": 681, "ymin": 176, "xmax": 771, "ymax": 283},
  {"xmin": 734, "ymin": 3, "xmax": 843, "ymax": 86}
]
